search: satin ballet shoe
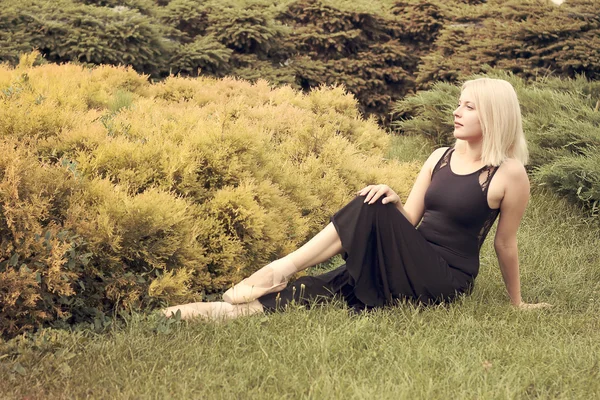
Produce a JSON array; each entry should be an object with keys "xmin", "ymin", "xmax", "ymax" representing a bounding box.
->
[
  {"xmin": 162, "ymin": 302, "xmax": 212, "ymax": 320},
  {"xmin": 162, "ymin": 300, "xmax": 263, "ymax": 321},
  {"xmin": 222, "ymin": 279, "xmax": 287, "ymax": 304},
  {"xmin": 222, "ymin": 266, "xmax": 288, "ymax": 304}
]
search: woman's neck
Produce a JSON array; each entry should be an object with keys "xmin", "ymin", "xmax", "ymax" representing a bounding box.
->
[{"xmin": 454, "ymin": 139, "xmax": 483, "ymax": 163}]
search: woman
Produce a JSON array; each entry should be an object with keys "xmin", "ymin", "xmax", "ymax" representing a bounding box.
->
[{"xmin": 162, "ymin": 78, "xmax": 551, "ymax": 320}]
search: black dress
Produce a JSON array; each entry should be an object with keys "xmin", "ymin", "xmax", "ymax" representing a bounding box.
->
[{"xmin": 258, "ymin": 148, "xmax": 500, "ymax": 312}]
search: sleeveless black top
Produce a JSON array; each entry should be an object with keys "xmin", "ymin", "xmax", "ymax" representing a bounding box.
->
[{"xmin": 417, "ymin": 147, "xmax": 500, "ymax": 278}]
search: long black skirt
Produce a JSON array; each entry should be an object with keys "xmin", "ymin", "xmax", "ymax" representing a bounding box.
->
[{"xmin": 258, "ymin": 196, "xmax": 473, "ymax": 312}]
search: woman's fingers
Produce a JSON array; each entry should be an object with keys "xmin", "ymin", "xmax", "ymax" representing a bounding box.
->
[
  {"xmin": 381, "ymin": 194, "xmax": 398, "ymax": 205},
  {"xmin": 358, "ymin": 184, "xmax": 400, "ymax": 206},
  {"xmin": 357, "ymin": 185, "xmax": 375, "ymax": 196},
  {"xmin": 358, "ymin": 186, "xmax": 371, "ymax": 199},
  {"xmin": 363, "ymin": 187, "xmax": 377, "ymax": 203},
  {"xmin": 358, "ymin": 185, "xmax": 399, "ymax": 205},
  {"xmin": 363, "ymin": 186, "xmax": 381, "ymax": 203},
  {"xmin": 366, "ymin": 186, "xmax": 389, "ymax": 204}
]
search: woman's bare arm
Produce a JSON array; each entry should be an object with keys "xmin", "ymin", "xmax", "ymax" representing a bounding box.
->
[
  {"xmin": 401, "ymin": 147, "xmax": 449, "ymax": 226},
  {"xmin": 359, "ymin": 147, "xmax": 448, "ymax": 226},
  {"xmin": 493, "ymin": 160, "xmax": 530, "ymax": 306}
]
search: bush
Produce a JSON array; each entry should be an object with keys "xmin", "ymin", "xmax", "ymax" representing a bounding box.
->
[
  {"xmin": 393, "ymin": 70, "xmax": 600, "ymax": 219},
  {"xmin": 158, "ymin": 0, "xmax": 211, "ymax": 42},
  {"xmin": 168, "ymin": 35, "xmax": 234, "ymax": 76},
  {"xmin": 0, "ymin": 0, "xmax": 171, "ymax": 77},
  {"xmin": 276, "ymin": 0, "xmax": 417, "ymax": 124},
  {"xmin": 0, "ymin": 141, "xmax": 87, "ymax": 335},
  {"xmin": 2, "ymin": 0, "xmax": 598, "ymax": 126},
  {"xmin": 416, "ymin": 0, "xmax": 600, "ymax": 88},
  {"xmin": 0, "ymin": 57, "xmax": 419, "ymax": 338}
]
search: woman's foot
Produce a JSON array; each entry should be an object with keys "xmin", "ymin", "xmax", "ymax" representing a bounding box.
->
[
  {"xmin": 222, "ymin": 257, "xmax": 297, "ymax": 304},
  {"xmin": 162, "ymin": 300, "xmax": 263, "ymax": 321}
]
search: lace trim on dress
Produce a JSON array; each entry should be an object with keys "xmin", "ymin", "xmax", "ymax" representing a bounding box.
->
[
  {"xmin": 477, "ymin": 209, "xmax": 500, "ymax": 249},
  {"xmin": 477, "ymin": 165, "xmax": 500, "ymax": 248},
  {"xmin": 478, "ymin": 165, "xmax": 498, "ymax": 193},
  {"xmin": 432, "ymin": 148, "xmax": 453, "ymax": 176}
]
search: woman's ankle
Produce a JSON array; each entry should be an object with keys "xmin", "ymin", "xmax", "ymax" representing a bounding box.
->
[{"xmin": 269, "ymin": 256, "xmax": 297, "ymax": 282}]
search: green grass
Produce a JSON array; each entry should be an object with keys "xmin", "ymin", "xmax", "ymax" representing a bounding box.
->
[
  {"xmin": 386, "ymin": 134, "xmax": 433, "ymax": 164},
  {"xmin": 1, "ymin": 145, "xmax": 600, "ymax": 399}
]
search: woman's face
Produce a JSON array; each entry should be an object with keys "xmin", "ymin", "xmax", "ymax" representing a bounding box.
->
[{"xmin": 453, "ymin": 88, "xmax": 483, "ymax": 142}]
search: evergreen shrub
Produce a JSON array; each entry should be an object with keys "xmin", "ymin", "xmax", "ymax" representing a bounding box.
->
[
  {"xmin": 2, "ymin": 0, "xmax": 599, "ymax": 126},
  {"xmin": 0, "ymin": 56, "xmax": 419, "ymax": 337},
  {"xmin": 278, "ymin": 0, "xmax": 416, "ymax": 124},
  {"xmin": 0, "ymin": 0, "xmax": 170, "ymax": 77},
  {"xmin": 416, "ymin": 0, "xmax": 600, "ymax": 88},
  {"xmin": 158, "ymin": 0, "xmax": 210, "ymax": 42},
  {"xmin": 393, "ymin": 70, "xmax": 600, "ymax": 219}
]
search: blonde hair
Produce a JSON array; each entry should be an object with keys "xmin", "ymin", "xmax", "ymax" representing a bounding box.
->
[{"xmin": 460, "ymin": 78, "xmax": 528, "ymax": 166}]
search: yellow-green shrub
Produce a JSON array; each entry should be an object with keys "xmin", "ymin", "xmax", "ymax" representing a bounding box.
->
[
  {"xmin": 0, "ymin": 141, "xmax": 86, "ymax": 334},
  {"xmin": 0, "ymin": 55, "xmax": 419, "ymax": 337}
]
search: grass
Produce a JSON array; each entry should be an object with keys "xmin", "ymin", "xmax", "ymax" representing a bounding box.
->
[
  {"xmin": 386, "ymin": 134, "xmax": 433, "ymax": 164},
  {"xmin": 1, "ymin": 141, "xmax": 600, "ymax": 399}
]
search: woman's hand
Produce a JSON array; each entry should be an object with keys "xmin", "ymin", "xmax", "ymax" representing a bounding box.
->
[
  {"xmin": 515, "ymin": 302, "xmax": 553, "ymax": 310},
  {"xmin": 357, "ymin": 184, "xmax": 401, "ymax": 205}
]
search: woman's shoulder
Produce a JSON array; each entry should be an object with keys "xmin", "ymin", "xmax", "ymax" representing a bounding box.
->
[
  {"xmin": 487, "ymin": 158, "xmax": 529, "ymax": 210},
  {"xmin": 427, "ymin": 146, "xmax": 451, "ymax": 163},
  {"xmin": 423, "ymin": 147, "xmax": 451, "ymax": 172},
  {"xmin": 496, "ymin": 158, "xmax": 528, "ymax": 180},
  {"xmin": 494, "ymin": 158, "xmax": 530, "ymax": 199},
  {"xmin": 432, "ymin": 146, "xmax": 451, "ymax": 156}
]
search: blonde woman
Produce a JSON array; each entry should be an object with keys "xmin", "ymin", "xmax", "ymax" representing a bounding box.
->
[{"xmin": 163, "ymin": 78, "xmax": 551, "ymax": 320}]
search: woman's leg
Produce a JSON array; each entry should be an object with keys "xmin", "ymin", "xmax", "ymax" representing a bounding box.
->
[
  {"xmin": 223, "ymin": 222, "xmax": 343, "ymax": 303},
  {"xmin": 161, "ymin": 222, "xmax": 344, "ymax": 317},
  {"xmin": 287, "ymin": 222, "xmax": 343, "ymax": 271}
]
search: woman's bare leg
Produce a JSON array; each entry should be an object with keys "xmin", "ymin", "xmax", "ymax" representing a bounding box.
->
[
  {"xmin": 163, "ymin": 223, "xmax": 343, "ymax": 312},
  {"xmin": 221, "ymin": 223, "xmax": 343, "ymax": 304},
  {"xmin": 233, "ymin": 222, "xmax": 342, "ymax": 287},
  {"xmin": 288, "ymin": 222, "xmax": 343, "ymax": 270}
]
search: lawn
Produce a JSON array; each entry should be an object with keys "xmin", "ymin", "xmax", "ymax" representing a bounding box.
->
[{"xmin": 1, "ymin": 151, "xmax": 599, "ymax": 399}]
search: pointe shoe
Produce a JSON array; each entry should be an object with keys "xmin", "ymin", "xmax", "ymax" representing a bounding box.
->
[
  {"xmin": 162, "ymin": 300, "xmax": 263, "ymax": 321},
  {"xmin": 223, "ymin": 266, "xmax": 287, "ymax": 304},
  {"xmin": 162, "ymin": 302, "xmax": 209, "ymax": 320}
]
